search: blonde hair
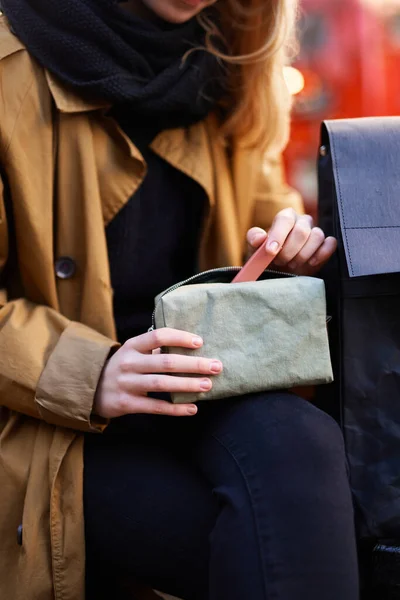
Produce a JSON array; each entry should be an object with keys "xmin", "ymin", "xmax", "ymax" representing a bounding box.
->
[{"xmin": 200, "ymin": 0, "xmax": 298, "ymax": 153}]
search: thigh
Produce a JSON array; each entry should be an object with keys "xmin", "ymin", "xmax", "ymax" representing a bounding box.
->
[
  {"xmin": 84, "ymin": 420, "xmax": 218, "ymax": 600},
  {"xmin": 192, "ymin": 390, "xmax": 347, "ymax": 475},
  {"xmin": 191, "ymin": 392, "xmax": 358, "ymax": 600},
  {"xmin": 192, "ymin": 391, "xmax": 352, "ymax": 547}
]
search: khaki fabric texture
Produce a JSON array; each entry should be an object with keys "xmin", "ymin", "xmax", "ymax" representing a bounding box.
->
[{"xmin": 155, "ymin": 277, "xmax": 333, "ymax": 404}]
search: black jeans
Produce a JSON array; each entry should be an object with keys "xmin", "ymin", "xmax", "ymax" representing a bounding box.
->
[{"xmin": 84, "ymin": 392, "xmax": 359, "ymax": 600}]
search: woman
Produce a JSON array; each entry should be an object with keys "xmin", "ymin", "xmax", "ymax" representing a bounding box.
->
[{"xmin": 0, "ymin": 1, "xmax": 358, "ymax": 599}]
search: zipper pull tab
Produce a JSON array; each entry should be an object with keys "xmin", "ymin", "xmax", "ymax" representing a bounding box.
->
[{"xmin": 148, "ymin": 325, "xmax": 154, "ymax": 333}]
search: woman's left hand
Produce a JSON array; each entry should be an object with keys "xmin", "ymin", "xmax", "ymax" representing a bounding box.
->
[{"xmin": 246, "ymin": 208, "xmax": 337, "ymax": 276}]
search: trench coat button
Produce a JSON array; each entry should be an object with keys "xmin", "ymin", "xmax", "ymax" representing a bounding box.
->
[
  {"xmin": 55, "ymin": 257, "xmax": 76, "ymax": 280},
  {"xmin": 17, "ymin": 524, "xmax": 23, "ymax": 546}
]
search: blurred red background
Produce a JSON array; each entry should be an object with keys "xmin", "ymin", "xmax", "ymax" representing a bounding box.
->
[{"xmin": 285, "ymin": 0, "xmax": 400, "ymax": 218}]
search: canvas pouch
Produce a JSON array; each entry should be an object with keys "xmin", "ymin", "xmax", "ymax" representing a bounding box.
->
[{"xmin": 152, "ymin": 268, "xmax": 333, "ymax": 404}]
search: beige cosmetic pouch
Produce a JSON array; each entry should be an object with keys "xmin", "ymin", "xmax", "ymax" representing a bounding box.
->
[{"xmin": 152, "ymin": 268, "xmax": 333, "ymax": 404}]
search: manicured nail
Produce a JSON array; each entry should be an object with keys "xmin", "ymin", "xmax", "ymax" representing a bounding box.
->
[
  {"xmin": 200, "ymin": 379, "xmax": 212, "ymax": 391},
  {"xmin": 210, "ymin": 361, "xmax": 223, "ymax": 373},
  {"xmin": 192, "ymin": 336, "xmax": 203, "ymax": 347},
  {"xmin": 309, "ymin": 257, "xmax": 318, "ymax": 267},
  {"xmin": 187, "ymin": 405, "xmax": 198, "ymax": 415},
  {"xmin": 268, "ymin": 241, "xmax": 279, "ymax": 253}
]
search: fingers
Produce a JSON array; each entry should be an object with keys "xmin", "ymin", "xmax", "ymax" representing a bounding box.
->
[
  {"xmin": 120, "ymin": 374, "xmax": 213, "ymax": 395},
  {"xmin": 119, "ymin": 396, "xmax": 198, "ymax": 417},
  {"xmin": 246, "ymin": 227, "xmax": 268, "ymax": 249},
  {"xmin": 112, "ymin": 330, "xmax": 224, "ymax": 419},
  {"xmin": 273, "ymin": 217, "xmax": 313, "ymax": 266},
  {"xmin": 128, "ymin": 328, "xmax": 204, "ymax": 354},
  {"xmin": 282, "ymin": 234, "xmax": 336, "ymax": 274},
  {"xmin": 308, "ymin": 236, "xmax": 337, "ymax": 268},
  {"xmin": 264, "ymin": 208, "xmax": 307, "ymax": 261},
  {"xmin": 96, "ymin": 330, "xmax": 218, "ymax": 419},
  {"xmin": 247, "ymin": 211, "xmax": 315, "ymax": 264},
  {"xmin": 286, "ymin": 227, "xmax": 326, "ymax": 270},
  {"xmin": 246, "ymin": 208, "xmax": 336, "ymax": 276},
  {"xmin": 127, "ymin": 353, "xmax": 223, "ymax": 376}
]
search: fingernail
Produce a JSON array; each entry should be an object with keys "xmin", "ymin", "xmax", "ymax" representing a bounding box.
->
[
  {"xmin": 192, "ymin": 336, "xmax": 203, "ymax": 347},
  {"xmin": 309, "ymin": 257, "xmax": 318, "ymax": 267},
  {"xmin": 187, "ymin": 405, "xmax": 197, "ymax": 415},
  {"xmin": 200, "ymin": 379, "xmax": 212, "ymax": 391},
  {"xmin": 210, "ymin": 361, "xmax": 223, "ymax": 373},
  {"xmin": 268, "ymin": 241, "xmax": 279, "ymax": 253}
]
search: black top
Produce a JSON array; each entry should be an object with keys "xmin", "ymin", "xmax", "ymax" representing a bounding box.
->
[{"xmin": 106, "ymin": 113, "xmax": 206, "ymax": 343}]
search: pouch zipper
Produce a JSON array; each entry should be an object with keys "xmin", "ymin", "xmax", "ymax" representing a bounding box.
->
[{"xmin": 149, "ymin": 266, "xmax": 295, "ymax": 332}]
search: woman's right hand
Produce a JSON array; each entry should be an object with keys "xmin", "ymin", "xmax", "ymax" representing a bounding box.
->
[{"xmin": 94, "ymin": 328, "xmax": 223, "ymax": 419}]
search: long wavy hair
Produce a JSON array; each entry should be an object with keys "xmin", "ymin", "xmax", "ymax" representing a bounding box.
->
[{"xmin": 200, "ymin": 0, "xmax": 298, "ymax": 154}]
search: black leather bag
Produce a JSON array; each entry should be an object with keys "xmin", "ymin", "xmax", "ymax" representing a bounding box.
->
[{"xmin": 317, "ymin": 117, "xmax": 400, "ymax": 541}]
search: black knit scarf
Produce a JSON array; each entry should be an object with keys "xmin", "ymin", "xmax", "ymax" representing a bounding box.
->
[{"xmin": 2, "ymin": 0, "xmax": 224, "ymax": 126}]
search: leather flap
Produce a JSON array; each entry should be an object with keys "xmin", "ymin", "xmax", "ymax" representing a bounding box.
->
[{"xmin": 322, "ymin": 117, "xmax": 400, "ymax": 277}]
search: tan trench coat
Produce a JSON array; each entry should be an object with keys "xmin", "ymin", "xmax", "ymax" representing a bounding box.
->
[{"xmin": 0, "ymin": 14, "xmax": 303, "ymax": 600}]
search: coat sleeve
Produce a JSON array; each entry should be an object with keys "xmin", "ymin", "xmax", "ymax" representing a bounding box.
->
[
  {"xmin": 0, "ymin": 179, "xmax": 117, "ymax": 433},
  {"xmin": 251, "ymin": 152, "xmax": 304, "ymax": 231}
]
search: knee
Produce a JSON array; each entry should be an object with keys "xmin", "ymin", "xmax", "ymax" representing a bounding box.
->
[
  {"xmin": 266, "ymin": 393, "xmax": 346, "ymax": 474},
  {"xmin": 218, "ymin": 392, "xmax": 346, "ymax": 473},
  {"xmin": 282, "ymin": 395, "xmax": 345, "ymax": 467}
]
